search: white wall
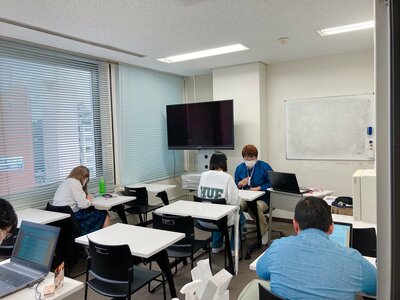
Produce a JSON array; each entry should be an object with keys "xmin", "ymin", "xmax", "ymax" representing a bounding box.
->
[
  {"xmin": 213, "ymin": 62, "xmax": 267, "ymax": 175},
  {"xmin": 266, "ymin": 50, "xmax": 374, "ymax": 195}
]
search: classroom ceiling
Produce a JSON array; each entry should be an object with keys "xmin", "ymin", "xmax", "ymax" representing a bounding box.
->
[{"xmin": 0, "ymin": 0, "xmax": 374, "ymax": 76}]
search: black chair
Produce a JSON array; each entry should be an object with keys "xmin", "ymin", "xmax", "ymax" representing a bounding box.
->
[
  {"xmin": 353, "ymin": 227, "xmax": 377, "ymax": 257},
  {"xmin": 258, "ymin": 283, "xmax": 284, "ymax": 300},
  {"xmin": 152, "ymin": 212, "xmax": 211, "ymax": 273},
  {"xmin": 45, "ymin": 203, "xmax": 81, "ymax": 276},
  {"xmin": 193, "ymin": 195, "xmax": 241, "ymax": 269},
  {"xmin": 0, "ymin": 229, "xmax": 18, "ymax": 259},
  {"xmin": 84, "ymin": 239, "xmax": 166, "ymax": 300},
  {"xmin": 124, "ymin": 186, "xmax": 163, "ymax": 225}
]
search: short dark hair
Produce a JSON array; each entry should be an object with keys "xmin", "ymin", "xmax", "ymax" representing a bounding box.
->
[
  {"xmin": 209, "ymin": 152, "xmax": 227, "ymax": 171},
  {"xmin": 294, "ymin": 196, "xmax": 332, "ymax": 232},
  {"xmin": 0, "ymin": 198, "xmax": 18, "ymax": 232}
]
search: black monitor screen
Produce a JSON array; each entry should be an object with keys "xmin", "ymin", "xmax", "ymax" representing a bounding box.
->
[{"xmin": 166, "ymin": 99, "xmax": 234, "ymax": 150}]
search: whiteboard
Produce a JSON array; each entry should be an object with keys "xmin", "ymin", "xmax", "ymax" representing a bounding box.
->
[{"xmin": 285, "ymin": 94, "xmax": 374, "ymax": 160}]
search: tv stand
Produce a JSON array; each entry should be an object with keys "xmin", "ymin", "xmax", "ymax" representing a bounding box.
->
[{"xmin": 196, "ymin": 149, "xmax": 215, "ymax": 172}]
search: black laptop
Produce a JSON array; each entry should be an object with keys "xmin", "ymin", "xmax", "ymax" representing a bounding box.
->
[
  {"xmin": 268, "ymin": 171, "xmax": 311, "ymax": 194},
  {"xmin": 0, "ymin": 221, "xmax": 60, "ymax": 298}
]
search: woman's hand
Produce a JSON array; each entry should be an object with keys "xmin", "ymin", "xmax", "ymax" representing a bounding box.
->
[
  {"xmin": 86, "ymin": 194, "xmax": 94, "ymax": 201},
  {"xmin": 238, "ymin": 177, "xmax": 248, "ymax": 188},
  {"xmin": 250, "ymin": 186, "xmax": 261, "ymax": 191}
]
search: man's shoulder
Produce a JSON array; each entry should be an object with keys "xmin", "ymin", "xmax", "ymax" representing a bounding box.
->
[{"xmin": 257, "ymin": 160, "xmax": 272, "ymax": 169}]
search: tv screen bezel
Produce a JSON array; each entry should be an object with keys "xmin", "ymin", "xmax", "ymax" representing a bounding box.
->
[{"xmin": 166, "ymin": 99, "xmax": 235, "ymax": 150}]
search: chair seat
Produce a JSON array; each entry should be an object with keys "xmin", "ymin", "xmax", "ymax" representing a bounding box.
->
[
  {"xmin": 125, "ymin": 204, "xmax": 163, "ymax": 214},
  {"xmin": 87, "ymin": 265, "xmax": 162, "ymax": 298},
  {"xmin": 166, "ymin": 239, "xmax": 209, "ymax": 258}
]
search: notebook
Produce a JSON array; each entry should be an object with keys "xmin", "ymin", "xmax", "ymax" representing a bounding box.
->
[
  {"xmin": 268, "ymin": 171, "xmax": 311, "ymax": 194},
  {"xmin": 0, "ymin": 220, "xmax": 60, "ymax": 298},
  {"xmin": 330, "ymin": 222, "xmax": 353, "ymax": 248}
]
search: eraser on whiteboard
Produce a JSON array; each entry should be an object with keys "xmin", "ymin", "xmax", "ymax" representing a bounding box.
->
[{"xmin": 367, "ymin": 126, "xmax": 373, "ymax": 135}]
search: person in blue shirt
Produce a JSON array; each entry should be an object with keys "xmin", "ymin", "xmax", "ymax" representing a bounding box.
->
[
  {"xmin": 234, "ymin": 144, "xmax": 273, "ymax": 245},
  {"xmin": 255, "ymin": 196, "xmax": 377, "ymax": 300}
]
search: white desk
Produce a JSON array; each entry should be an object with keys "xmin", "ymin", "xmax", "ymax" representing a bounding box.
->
[
  {"xmin": 239, "ymin": 190, "xmax": 265, "ymax": 201},
  {"xmin": 0, "ymin": 260, "xmax": 82, "ymax": 300},
  {"xmin": 75, "ymin": 223, "xmax": 184, "ymax": 298},
  {"xmin": 16, "ymin": 208, "xmax": 70, "ymax": 227},
  {"xmin": 238, "ymin": 190, "xmax": 266, "ymax": 260},
  {"xmin": 267, "ymin": 189, "xmax": 333, "ymax": 241},
  {"xmin": 155, "ymin": 200, "xmax": 240, "ymax": 275},
  {"xmin": 332, "ymin": 214, "xmax": 377, "ymax": 229},
  {"xmin": 92, "ymin": 195, "xmax": 136, "ymax": 210}
]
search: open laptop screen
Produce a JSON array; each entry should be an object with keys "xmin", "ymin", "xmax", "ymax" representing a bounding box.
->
[
  {"xmin": 12, "ymin": 221, "xmax": 60, "ymax": 273},
  {"xmin": 330, "ymin": 222, "xmax": 353, "ymax": 248}
]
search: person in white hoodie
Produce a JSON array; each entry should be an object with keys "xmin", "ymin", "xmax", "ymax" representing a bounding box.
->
[{"xmin": 197, "ymin": 152, "xmax": 243, "ymax": 253}]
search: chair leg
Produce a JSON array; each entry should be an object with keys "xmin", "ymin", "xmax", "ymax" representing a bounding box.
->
[
  {"xmin": 139, "ymin": 214, "xmax": 144, "ymax": 225},
  {"xmin": 162, "ymin": 274, "xmax": 166, "ymax": 300}
]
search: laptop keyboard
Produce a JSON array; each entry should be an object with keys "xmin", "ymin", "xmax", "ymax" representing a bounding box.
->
[{"xmin": 0, "ymin": 266, "xmax": 34, "ymax": 287}]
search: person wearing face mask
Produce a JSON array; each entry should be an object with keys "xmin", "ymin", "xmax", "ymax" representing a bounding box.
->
[
  {"xmin": 53, "ymin": 165, "xmax": 110, "ymax": 235},
  {"xmin": 0, "ymin": 197, "xmax": 18, "ymax": 246},
  {"xmin": 234, "ymin": 145, "xmax": 273, "ymax": 245}
]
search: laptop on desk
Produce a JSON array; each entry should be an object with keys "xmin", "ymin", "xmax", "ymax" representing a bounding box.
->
[
  {"xmin": 268, "ymin": 171, "xmax": 311, "ymax": 194},
  {"xmin": 0, "ymin": 220, "xmax": 60, "ymax": 298}
]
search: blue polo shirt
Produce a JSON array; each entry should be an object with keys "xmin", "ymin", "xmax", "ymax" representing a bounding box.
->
[{"xmin": 256, "ymin": 228, "xmax": 377, "ymax": 300}]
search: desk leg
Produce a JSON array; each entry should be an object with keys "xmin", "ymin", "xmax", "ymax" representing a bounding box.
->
[
  {"xmin": 156, "ymin": 191, "xmax": 169, "ymax": 205},
  {"xmin": 109, "ymin": 204, "xmax": 128, "ymax": 224},
  {"xmin": 154, "ymin": 249, "xmax": 177, "ymax": 298},
  {"xmin": 234, "ymin": 208, "xmax": 239, "ymax": 275},
  {"xmin": 217, "ymin": 218, "xmax": 234, "ymax": 275},
  {"xmin": 245, "ymin": 200, "xmax": 262, "ymax": 260},
  {"xmin": 268, "ymin": 200, "xmax": 273, "ymax": 244}
]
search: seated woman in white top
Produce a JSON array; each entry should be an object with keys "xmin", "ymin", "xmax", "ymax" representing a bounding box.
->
[
  {"xmin": 197, "ymin": 152, "xmax": 243, "ymax": 253},
  {"xmin": 53, "ymin": 166, "xmax": 110, "ymax": 235}
]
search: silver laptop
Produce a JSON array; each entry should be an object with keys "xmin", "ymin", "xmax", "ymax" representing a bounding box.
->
[
  {"xmin": 0, "ymin": 220, "xmax": 60, "ymax": 298},
  {"xmin": 330, "ymin": 222, "xmax": 353, "ymax": 248}
]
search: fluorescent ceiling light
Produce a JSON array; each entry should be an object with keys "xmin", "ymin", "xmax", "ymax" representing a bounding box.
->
[
  {"xmin": 318, "ymin": 21, "xmax": 374, "ymax": 36},
  {"xmin": 158, "ymin": 44, "xmax": 249, "ymax": 63}
]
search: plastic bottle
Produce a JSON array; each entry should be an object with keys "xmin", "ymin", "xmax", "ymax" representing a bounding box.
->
[{"xmin": 99, "ymin": 177, "xmax": 106, "ymax": 195}]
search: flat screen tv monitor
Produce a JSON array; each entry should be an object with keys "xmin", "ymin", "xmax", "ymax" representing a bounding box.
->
[{"xmin": 166, "ymin": 99, "xmax": 234, "ymax": 150}]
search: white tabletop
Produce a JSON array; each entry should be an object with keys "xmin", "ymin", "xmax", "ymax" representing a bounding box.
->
[
  {"xmin": 0, "ymin": 260, "xmax": 83, "ymax": 300},
  {"xmin": 268, "ymin": 188, "xmax": 333, "ymax": 198},
  {"xmin": 126, "ymin": 183, "xmax": 176, "ymax": 194},
  {"xmin": 239, "ymin": 190, "xmax": 265, "ymax": 201},
  {"xmin": 16, "ymin": 208, "xmax": 70, "ymax": 227},
  {"xmin": 75, "ymin": 223, "xmax": 184, "ymax": 258},
  {"xmin": 155, "ymin": 200, "xmax": 237, "ymax": 221},
  {"xmin": 332, "ymin": 214, "xmax": 377, "ymax": 229},
  {"xmin": 92, "ymin": 195, "xmax": 136, "ymax": 210}
]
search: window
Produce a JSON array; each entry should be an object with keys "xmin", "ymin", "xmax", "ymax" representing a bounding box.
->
[
  {"xmin": 117, "ymin": 64, "xmax": 184, "ymax": 185},
  {"xmin": 0, "ymin": 40, "xmax": 113, "ymax": 209}
]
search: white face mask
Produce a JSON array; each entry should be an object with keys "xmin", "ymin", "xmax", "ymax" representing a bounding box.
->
[
  {"xmin": 245, "ymin": 159, "xmax": 257, "ymax": 169},
  {"xmin": 82, "ymin": 178, "xmax": 88, "ymax": 186}
]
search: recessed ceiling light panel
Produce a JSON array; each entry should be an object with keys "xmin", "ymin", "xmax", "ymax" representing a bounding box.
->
[
  {"xmin": 158, "ymin": 44, "xmax": 249, "ymax": 63},
  {"xmin": 318, "ymin": 21, "xmax": 374, "ymax": 36}
]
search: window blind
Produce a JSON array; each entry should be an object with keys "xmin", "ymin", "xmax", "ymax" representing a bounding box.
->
[
  {"xmin": 0, "ymin": 39, "xmax": 114, "ymax": 209},
  {"xmin": 117, "ymin": 64, "xmax": 184, "ymax": 185}
]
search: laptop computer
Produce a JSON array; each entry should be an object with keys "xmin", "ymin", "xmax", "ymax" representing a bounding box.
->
[
  {"xmin": 330, "ymin": 222, "xmax": 353, "ymax": 248},
  {"xmin": 268, "ymin": 171, "xmax": 311, "ymax": 194},
  {"xmin": 0, "ymin": 220, "xmax": 60, "ymax": 298}
]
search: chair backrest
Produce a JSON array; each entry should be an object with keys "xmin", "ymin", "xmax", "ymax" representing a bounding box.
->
[
  {"xmin": 0, "ymin": 230, "xmax": 18, "ymax": 259},
  {"xmin": 46, "ymin": 203, "xmax": 81, "ymax": 268},
  {"xmin": 88, "ymin": 239, "xmax": 133, "ymax": 282},
  {"xmin": 258, "ymin": 283, "xmax": 284, "ymax": 300},
  {"xmin": 152, "ymin": 212, "xmax": 194, "ymax": 245},
  {"xmin": 352, "ymin": 227, "xmax": 377, "ymax": 257},
  {"xmin": 124, "ymin": 186, "xmax": 148, "ymax": 206},
  {"xmin": 193, "ymin": 195, "xmax": 226, "ymax": 205}
]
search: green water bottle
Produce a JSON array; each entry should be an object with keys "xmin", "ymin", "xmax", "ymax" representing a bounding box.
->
[{"xmin": 99, "ymin": 177, "xmax": 106, "ymax": 195}]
